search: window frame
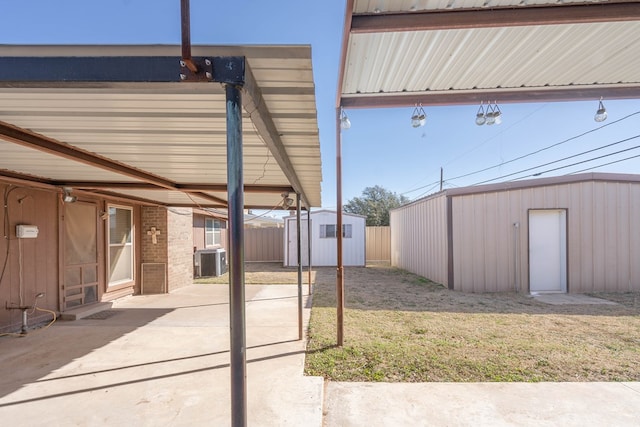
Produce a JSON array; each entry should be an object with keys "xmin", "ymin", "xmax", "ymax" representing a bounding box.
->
[{"xmin": 107, "ymin": 204, "xmax": 134, "ymax": 288}]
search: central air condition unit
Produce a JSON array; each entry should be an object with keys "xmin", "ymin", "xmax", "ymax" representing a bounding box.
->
[{"xmin": 194, "ymin": 248, "xmax": 227, "ymax": 277}]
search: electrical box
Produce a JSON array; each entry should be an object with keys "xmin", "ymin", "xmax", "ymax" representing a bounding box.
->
[{"xmin": 16, "ymin": 225, "xmax": 39, "ymax": 239}]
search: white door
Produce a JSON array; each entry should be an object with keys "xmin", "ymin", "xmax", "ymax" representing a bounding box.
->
[
  {"xmin": 529, "ymin": 209, "xmax": 567, "ymax": 293},
  {"xmin": 287, "ymin": 219, "xmax": 309, "ymax": 267}
]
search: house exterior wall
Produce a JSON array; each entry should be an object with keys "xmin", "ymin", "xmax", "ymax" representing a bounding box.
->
[
  {"xmin": 390, "ymin": 194, "xmax": 448, "ymax": 286},
  {"xmin": 192, "ymin": 212, "xmax": 227, "ymax": 252},
  {"xmin": 167, "ymin": 208, "xmax": 193, "ymax": 292},
  {"xmin": 284, "ymin": 210, "xmax": 366, "ymax": 267},
  {"xmin": 0, "ymin": 185, "xmax": 59, "ymax": 333},
  {"xmin": 450, "ymin": 180, "xmax": 640, "ymax": 293}
]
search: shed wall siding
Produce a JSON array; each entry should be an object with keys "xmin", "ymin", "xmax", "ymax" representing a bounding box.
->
[
  {"xmin": 284, "ymin": 211, "xmax": 365, "ymax": 267},
  {"xmin": 451, "ymin": 181, "xmax": 640, "ymax": 293},
  {"xmin": 390, "ymin": 194, "xmax": 448, "ymax": 286}
]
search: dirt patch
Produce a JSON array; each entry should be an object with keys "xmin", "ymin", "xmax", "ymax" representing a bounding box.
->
[
  {"xmin": 305, "ymin": 263, "xmax": 640, "ymax": 382},
  {"xmin": 194, "ymin": 261, "xmax": 316, "ymax": 285}
]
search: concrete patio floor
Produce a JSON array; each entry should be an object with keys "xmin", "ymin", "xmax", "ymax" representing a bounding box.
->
[
  {"xmin": 0, "ymin": 284, "xmax": 323, "ymax": 426},
  {"xmin": 2, "ymin": 283, "xmax": 639, "ymax": 426}
]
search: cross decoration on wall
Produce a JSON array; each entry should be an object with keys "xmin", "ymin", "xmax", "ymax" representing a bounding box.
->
[{"xmin": 147, "ymin": 227, "xmax": 161, "ymax": 244}]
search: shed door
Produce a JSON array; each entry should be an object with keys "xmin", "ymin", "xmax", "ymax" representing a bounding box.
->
[
  {"xmin": 287, "ymin": 219, "xmax": 309, "ymax": 267},
  {"xmin": 529, "ymin": 209, "xmax": 567, "ymax": 293}
]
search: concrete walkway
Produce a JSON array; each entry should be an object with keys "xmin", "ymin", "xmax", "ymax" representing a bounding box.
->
[
  {"xmin": 324, "ymin": 382, "xmax": 640, "ymax": 426},
  {"xmin": 0, "ymin": 284, "xmax": 323, "ymax": 426}
]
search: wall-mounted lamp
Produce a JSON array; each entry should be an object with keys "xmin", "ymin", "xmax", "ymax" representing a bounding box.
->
[
  {"xmin": 281, "ymin": 192, "xmax": 294, "ymax": 208},
  {"xmin": 340, "ymin": 109, "xmax": 351, "ymax": 130},
  {"xmin": 62, "ymin": 187, "xmax": 77, "ymax": 203},
  {"xmin": 411, "ymin": 104, "xmax": 427, "ymax": 128},
  {"xmin": 594, "ymin": 97, "xmax": 607, "ymax": 122}
]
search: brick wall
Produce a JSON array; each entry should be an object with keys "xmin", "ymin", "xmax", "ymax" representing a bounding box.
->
[
  {"xmin": 140, "ymin": 207, "xmax": 193, "ymax": 293},
  {"xmin": 166, "ymin": 208, "xmax": 194, "ymax": 292}
]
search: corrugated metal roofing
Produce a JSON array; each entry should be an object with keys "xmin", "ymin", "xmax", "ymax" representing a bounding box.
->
[
  {"xmin": 340, "ymin": 0, "xmax": 640, "ymax": 107},
  {"xmin": 0, "ymin": 44, "xmax": 322, "ymax": 208}
]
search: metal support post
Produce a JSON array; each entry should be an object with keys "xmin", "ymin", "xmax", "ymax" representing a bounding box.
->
[
  {"xmin": 335, "ymin": 108, "xmax": 344, "ymax": 347},
  {"xmin": 296, "ymin": 193, "xmax": 303, "ymax": 340},
  {"xmin": 307, "ymin": 210, "xmax": 312, "ymax": 294},
  {"xmin": 225, "ymin": 82, "xmax": 247, "ymax": 427}
]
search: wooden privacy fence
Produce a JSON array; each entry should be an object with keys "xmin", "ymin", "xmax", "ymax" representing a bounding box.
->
[
  {"xmin": 366, "ymin": 226, "xmax": 390, "ymax": 262},
  {"xmin": 222, "ymin": 226, "xmax": 390, "ymax": 263},
  {"xmin": 240, "ymin": 228, "xmax": 284, "ymax": 262}
]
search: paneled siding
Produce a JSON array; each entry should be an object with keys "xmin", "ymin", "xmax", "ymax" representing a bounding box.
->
[
  {"xmin": 451, "ymin": 181, "xmax": 640, "ymax": 293},
  {"xmin": 244, "ymin": 227, "xmax": 284, "ymax": 262},
  {"xmin": 0, "ymin": 185, "xmax": 59, "ymax": 332},
  {"xmin": 366, "ymin": 226, "xmax": 390, "ymax": 262},
  {"xmin": 390, "ymin": 194, "xmax": 448, "ymax": 286}
]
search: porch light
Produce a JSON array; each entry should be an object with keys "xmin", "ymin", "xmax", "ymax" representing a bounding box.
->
[
  {"xmin": 62, "ymin": 187, "xmax": 77, "ymax": 203},
  {"xmin": 411, "ymin": 104, "xmax": 426, "ymax": 128},
  {"xmin": 340, "ymin": 109, "xmax": 351, "ymax": 130},
  {"xmin": 475, "ymin": 101, "xmax": 486, "ymax": 126},
  {"xmin": 594, "ymin": 97, "xmax": 607, "ymax": 122}
]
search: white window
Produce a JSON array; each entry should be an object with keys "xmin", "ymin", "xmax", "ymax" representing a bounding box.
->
[
  {"xmin": 108, "ymin": 206, "xmax": 133, "ymax": 286},
  {"xmin": 205, "ymin": 218, "xmax": 222, "ymax": 247},
  {"xmin": 320, "ymin": 223, "xmax": 352, "ymax": 239}
]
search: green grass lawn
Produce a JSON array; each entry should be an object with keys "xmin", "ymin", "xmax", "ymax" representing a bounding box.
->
[{"xmin": 305, "ymin": 265, "xmax": 640, "ymax": 382}]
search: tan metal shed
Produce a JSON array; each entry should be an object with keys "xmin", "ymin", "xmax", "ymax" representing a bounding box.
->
[{"xmin": 390, "ymin": 173, "xmax": 640, "ymax": 293}]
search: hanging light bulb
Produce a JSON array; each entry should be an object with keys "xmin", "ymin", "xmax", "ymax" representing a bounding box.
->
[
  {"xmin": 340, "ymin": 109, "xmax": 351, "ymax": 130},
  {"xmin": 493, "ymin": 101, "xmax": 502, "ymax": 125},
  {"xmin": 594, "ymin": 97, "xmax": 607, "ymax": 122},
  {"xmin": 411, "ymin": 104, "xmax": 427, "ymax": 128},
  {"xmin": 485, "ymin": 102, "xmax": 496, "ymax": 125},
  {"xmin": 475, "ymin": 101, "xmax": 486, "ymax": 126}
]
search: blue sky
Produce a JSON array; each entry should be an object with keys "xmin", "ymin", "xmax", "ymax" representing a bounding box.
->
[{"xmin": 3, "ymin": 0, "xmax": 639, "ymax": 209}]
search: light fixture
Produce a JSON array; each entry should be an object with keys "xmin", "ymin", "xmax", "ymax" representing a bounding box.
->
[
  {"xmin": 411, "ymin": 103, "xmax": 426, "ymax": 128},
  {"xmin": 493, "ymin": 101, "xmax": 502, "ymax": 125},
  {"xmin": 485, "ymin": 102, "xmax": 496, "ymax": 125},
  {"xmin": 62, "ymin": 187, "xmax": 77, "ymax": 203},
  {"xmin": 281, "ymin": 192, "xmax": 294, "ymax": 208},
  {"xmin": 340, "ymin": 109, "xmax": 351, "ymax": 130},
  {"xmin": 594, "ymin": 97, "xmax": 607, "ymax": 122},
  {"xmin": 476, "ymin": 101, "xmax": 502, "ymax": 126},
  {"xmin": 475, "ymin": 101, "xmax": 486, "ymax": 126}
]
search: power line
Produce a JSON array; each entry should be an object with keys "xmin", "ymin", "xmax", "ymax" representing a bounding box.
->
[
  {"xmin": 471, "ymin": 134, "xmax": 640, "ymax": 185},
  {"xmin": 401, "ymin": 109, "xmax": 640, "ymax": 195},
  {"xmin": 498, "ymin": 143, "xmax": 640, "ymax": 184},
  {"xmin": 565, "ymin": 153, "xmax": 640, "ymax": 175}
]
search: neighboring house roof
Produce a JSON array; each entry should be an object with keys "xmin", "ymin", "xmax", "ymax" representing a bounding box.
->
[
  {"xmin": 0, "ymin": 44, "xmax": 322, "ymax": 209},
  {"xmin": 244, "ymin": 213, "xmax": 284, "ymax": 227},
  {"xmin": 286, "ymin": 209, "xmax": 367, "ymax": 220}
]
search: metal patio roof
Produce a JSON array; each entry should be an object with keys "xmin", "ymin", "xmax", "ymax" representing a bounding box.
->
[
  {"xmin": 0, "ymin": 44, "xmax": 322, "ymax": 209},
  {"xmin": 338, "ymin": 0, "xmax": 640, "ymax": 108}
]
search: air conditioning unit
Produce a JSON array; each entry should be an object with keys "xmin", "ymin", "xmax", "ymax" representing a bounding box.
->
[{"xmin": 194, "ymin": 248, "xmax": 227, "ymax": 277}]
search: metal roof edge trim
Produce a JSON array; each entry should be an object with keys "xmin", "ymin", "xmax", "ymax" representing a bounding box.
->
[{"xmin": 446, "ymin": 172, "xmax": 640, "ymax": 197}]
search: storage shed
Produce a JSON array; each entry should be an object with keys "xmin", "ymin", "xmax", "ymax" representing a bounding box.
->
[
  {"xmin": 390, "ymin": 173, "xmax": 640, "ymax": 293},
  {"xmin": 284, "ymin": 210, "xmax": 366, "ymax": 267}
]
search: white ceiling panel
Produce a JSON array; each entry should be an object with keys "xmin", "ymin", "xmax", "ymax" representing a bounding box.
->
[{"xmin": 0, "ymin": 44, "xmax": 322, "ymax": 208}]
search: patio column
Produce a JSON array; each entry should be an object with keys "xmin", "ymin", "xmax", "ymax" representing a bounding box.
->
[
  {"xmin": 225, "ymin": 81, "xmax": 247, "ymax": 427},
  {"xmin": 296, "ymin": 193, "xmax": 303, "ymax": 340}
]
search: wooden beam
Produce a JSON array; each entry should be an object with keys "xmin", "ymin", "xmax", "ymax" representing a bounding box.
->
[{"xmin": 350, "ymin": 2, "xmax": 640, "ymax": 33}]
